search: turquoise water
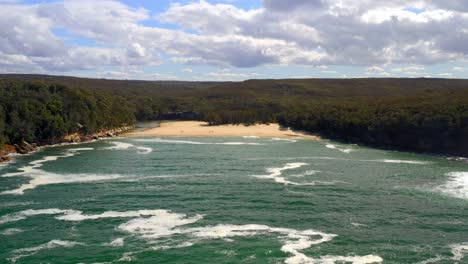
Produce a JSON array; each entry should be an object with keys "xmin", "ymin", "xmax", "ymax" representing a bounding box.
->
[{"xmin": 0, "ymin": 136, "xmax": 467, "ymax": 263}]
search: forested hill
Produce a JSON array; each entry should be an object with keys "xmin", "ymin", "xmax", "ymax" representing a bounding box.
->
[{"xmin": 1, "ymin": 74, "xmax": 467, "ymax": 157}]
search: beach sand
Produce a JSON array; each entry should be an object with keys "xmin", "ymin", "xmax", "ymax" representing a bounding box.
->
[{"xmin": 125, "ymin": 121, "xmax": 319, "ymax": 140}]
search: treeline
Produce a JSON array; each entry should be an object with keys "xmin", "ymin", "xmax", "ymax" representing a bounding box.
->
[
  {"xmin": 1, "ymin": 75, "xmax": 467, "ymax": 156},
  {"xmin": 0, "ymin": 79, "xmax": 134, "ymax": 145},
  {"xmin": 276, "ymin": 96, "xmax": 468, "ymax": 155}
]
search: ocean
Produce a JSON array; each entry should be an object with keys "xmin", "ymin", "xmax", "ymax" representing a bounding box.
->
[{"xmin": 0, "ymin": 136, "xmax": 467, "ymax": 263}]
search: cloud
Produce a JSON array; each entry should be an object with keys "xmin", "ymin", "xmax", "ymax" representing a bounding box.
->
[
  {"xmin": 0, "ymin": 0, "xmax": 468, "ymax": 75},
  {"xmin": 438, "ymin": 72, "xmax": 453, "ymax": 77}
]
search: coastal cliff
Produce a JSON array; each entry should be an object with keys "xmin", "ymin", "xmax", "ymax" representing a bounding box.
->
[{"xmin": 0, "ymin": 125, "xmax": 134, "ymax": 163}]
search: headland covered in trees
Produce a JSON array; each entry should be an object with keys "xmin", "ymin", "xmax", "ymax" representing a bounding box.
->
[{"xmin": 0, "ymin": 74, "xmax": 467, "ymax": 159}]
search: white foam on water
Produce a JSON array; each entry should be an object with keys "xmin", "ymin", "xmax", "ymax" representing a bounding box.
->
[
  {"xmin": 416, "ymin": 256, "xmax": 444, "ymax": 264},
  {"xmin": 243, "ymin": 136, "xmax": 259, "ymax": 139},
  {"xmin": 56, "ymin": 209, "xmax": 182, "ymax": 222},
  {"xmin": 254, "ymin": 163, "xmax": 340, "ymax": 186},
  {"xmin": 1, "ymin": 170, "xmax": 125, "ymax": 195},
  {"xmin": 450, "ymin": 243, "xmax": 468, "ymax": 261},
  {"xmin": 0, "ymin": 201, "xmax": 36, "ymax": 208},
  {"xmin": 9, "ymin": 240, "xmax": 84, "ymax": 263},
  {"xmin": 326, "ymin": 144, "xmax": 353, "ymax": 154},
  {"xmin": 1, "ymin": 208, "xmax": 381, "ymax": 263},
  {"xmin": 351, "ymin": 223, "xmax": 368, "ymax": 228},
  {"xmin": 291, "ymin": 170, "xmax": 320, "ymax": 178},
  {"xmin": 118, "ymin": 211, "xmax": 203, "ymax": 240},
  {"xmin": 106, "ymin": 142, "xmax": 153, "ymax": 155},
  {"xmin": 0, "ymin": 208, "xmax": 199, "ymax": 225},
  {"xmin": 271, "ymin": 138, "xmax": 298, "ymax": 143},
  {"xmin": 133, "ymin": 138, "xmax": 262, "ymax": 146},
  {"xmin": 295, "ymin": 255, "xmax": 383, "ymax": 264},
  {"xmin": 0, "ymin": 208, "xmax": 78, "ymax": 224},
  {"xmin": 438, "ymin": 172, "xmax": 468, "ymax": 200},
  {"xmin": 117, "ymin": 210, "xmax": 381, "ymax": 264},
  {"xmin": 2, "ymin": 147, "xmax": 95, "ymax": 178},
  {"xmin": 105, "ymin": 238, "xmax": 125, "ymax": 247},
  {"xmin": 374, "ymin": 159, "xmax": 430, "ymax": 165},
  {"xmin": 417, "ymin": 243, "xmax": 468, "ymax": 264},
  {"xmin": 1, "ymin": 228, "xmax": 24, "ymax": 236},
  {"xmin": 119, "ymin": 252, "xmax": 136, "ymax": 262}
]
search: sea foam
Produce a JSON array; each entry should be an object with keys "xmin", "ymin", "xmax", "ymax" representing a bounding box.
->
[
  {"xmin": 0, "ymin": 228, "xmax": 24, "ymax": 236},
  {"xmin": 326, "ymin": 144, "xmax": 353, "ymax": 153},
  {"xmin": 106, "ymin": 141, "xmax": 153, "ymax": 154},
  {"xmin": 0, "ymin": 208, "xmax": 382, "ymax": 263},
  {"xmin": 0, "ymin": 147, "xmax": 127, "ymax": 195},
  {"xmin": 255, "ymin": 163, "xmax": 340, "ymax": 186},
  {"xmin": 1, "ymin": 170, "xmax": 124, "ymax": 195},
  {"xmin": 271, "ymin": 138, "xmax": 298, "ymax": 143},
  {"xmin": 374, "ymin": 159, "xmax": 430, "ymax": 165},
  {"xmin": 133, "ymin": 138, "xmax": 262, "ymax": 146},
  {"xmin": 117, "ymin": 210, "xmax": 381, "ymax": 264},
  {"xmin": 439, "ymin": 172, "xmax": 468, "ymax": 200},
  {"xmin": 9, "ymin": 240, "xmax": 83, "ymax": 263},
  {"xmin": 450, "ymin": 242, "xmax": 468, "ymax": 261}
]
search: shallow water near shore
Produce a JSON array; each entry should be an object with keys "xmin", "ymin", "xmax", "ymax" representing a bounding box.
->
[{"xmin": 0, "ymin": 136, "xmax": 467, "ymax": 263}]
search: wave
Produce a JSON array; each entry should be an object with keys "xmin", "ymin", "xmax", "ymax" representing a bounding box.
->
[
  {"xmin": 105, "ymin": 141, "xmax": 153, "ymax": 154},
  {"xmin": 451, "ymin": 243, "xmax": 468, "ymax": 261},
  {"xmin": 291, "ymin": 170, "xmax": 320, "ymax": 177},
  {"xmin": 1, "ymin": 170, "xmax": 125, "ymax": 195},
  {"xmin": 0, "ymin": 147, "xmax": 130, "ymax": 195},
  {"xmin": 105, "ymin": 238, "xmax": 125, "ymax": 247},
  {"xmin": 417, "ymin": 243, "xmax": 468, "ymax": 264},
  {"xmin": 246, "ymin": 157, "xmax": 430, "ymax": 166},
  {"xmin": 254, "ymin": 163, "xmax": 341, "ymax": 186},
  {"xmin": 1, "ymin": 208, "xmax": 381, "ymax": 263},
  {"xmin": 242, "ymin": 136, "xmax": 259, "ymax": 139},
  {"xmin": 1, "ymin": 228, "xmax": 24, "ymax": 236},
  {"xmin": 133, "ymin": 138, "xmax": 262, "ymax": 146},
  {"xmin": 9, "ymin": 240, "xmax": 83, "ymax": 263},
  {"xmin": 326, "ymin": 144, "xmax": 353, "ymax": 154},
  {"xmin": 117, "ymin": 210, "xmax": 381, "ymax": 264},
  {"xmin": 2, "ymin": 148, "xmax": 94, "ymax": 178},
  {"xmin": 0, "ymin": 208, "xmax": 191, "ymax": 224},
  {"xmin": 255, "ymin": 163, "xmax": 310, "ymax": 186},
  {"xmin": 438, "ymin": 172, "xmax": 468, "ymax": 200},
  {"xmin": 271, "ymin": 138, "xmax": 298, "ymax": 143},
  {"xmin": 373, "ymin": 159, "xmax": 430, "ymax": 165}
]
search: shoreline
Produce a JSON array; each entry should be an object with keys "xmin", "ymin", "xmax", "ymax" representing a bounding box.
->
[
  {"xmin": 124, "ymin": 121, "xmax": 320, "ymax": 140},
  {"xmin": 0, "ymin": 125, "xmax": 134, "ymax": 163}
]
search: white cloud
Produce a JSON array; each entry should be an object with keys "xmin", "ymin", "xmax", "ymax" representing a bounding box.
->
[
  {"xmin": 438, "ymin": 72, "xmax": 453, "ymax": 77},
  {"xmin": 0, "ymin": 0, "xmax": 468, "ymax": 75},
  {"xmin": 452, "ymin": 67, "xmax": 464, "ymax": 72}
]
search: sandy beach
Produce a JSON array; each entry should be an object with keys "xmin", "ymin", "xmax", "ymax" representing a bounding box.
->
[{"xmin": 125, "ymin": 121, "xmax": 319, "ymax": 140}]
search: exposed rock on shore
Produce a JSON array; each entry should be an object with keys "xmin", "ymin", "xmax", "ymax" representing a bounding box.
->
[
  {"xmin": 0, "ymin": 125, "xmax": 135, "ymax": 163},
  {"xmin": 14, "ymin": 140, "xmax": 38, "ymax": 154}
]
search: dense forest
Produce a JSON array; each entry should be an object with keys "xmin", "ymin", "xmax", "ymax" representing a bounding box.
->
[
  {"xmin": 1, "ymin": 74, "xmax": 467, "ymax": 156},
  {"xmin": 0, "ymin": 79, "xmax": 134, "ymax": 146}
]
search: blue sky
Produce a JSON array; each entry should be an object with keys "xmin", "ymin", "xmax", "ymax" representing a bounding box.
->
[{"xmin": 1, "ymin": 0, "xmax": 468, "ymax": 80}]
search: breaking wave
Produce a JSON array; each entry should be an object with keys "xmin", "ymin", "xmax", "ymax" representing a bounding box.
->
[
  {"xmin": 373, "ymin": 159, "xmax": 431, "ymax": 165},
  {"xmin": 134, "ymin": 138, "xmax": 262, "ymax": 146},
  {"xmin": 254, "ymin": 163, "xmax": 344, "ymax": 186},
  {"xmin": 438, "ymin": 172, "xmax": 468, "ymax": 200},
  {"xmin": 1, "ymin": 228, "xmax": 24, "ymax": 236},
  {"xmin": 116, "ymin": 210, "xmax": 382, "ymax": 264},
  {"xmin": 9, "ymin": 240, "xmax": 83, "ymax": 263},
  {"xmin": 326, "ymin": 144, "xmax": 353, "ymax": 154},
  {"xmin": 271, "ymin": 138, "xmax": 298, "ymax": 143},
  {"xmin": 0, "ymin": 208, "xmax": 382, "ymax": 263},
  {"xmin": 105, "ymin": 141, "xmax": 153, "ymax": 154}
]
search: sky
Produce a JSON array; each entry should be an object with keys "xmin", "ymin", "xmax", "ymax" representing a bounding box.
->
[{"xmin": 1, "ymin": 0, "xmax": 468, "ymax": 81}]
